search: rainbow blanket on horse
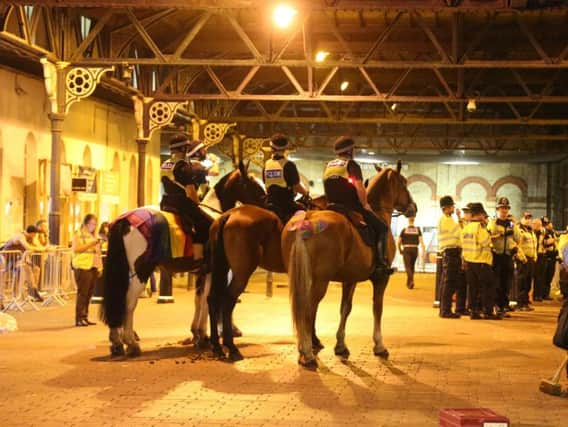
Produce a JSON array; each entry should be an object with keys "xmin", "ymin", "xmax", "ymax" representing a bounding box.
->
[{"xmin": 114, "ymin": 207, "xmax": 192, "ymax": 282}]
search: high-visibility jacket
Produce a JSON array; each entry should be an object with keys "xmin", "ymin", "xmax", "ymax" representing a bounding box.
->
[
  {"xmin": 461, "ymin": 221, "xmax": 493, "ymax": 265},
  {"xmin": 534, "ymin": 229, "xmax": 547, "ymax": 255},
  {"xmin": 559, "ymin": 233, "xmax": 568, "ymax": 263},
  {"xmin": 517, "ymin": 224, "xmax": 537, "ymax": 260},
  {"xmin": 487, "ymin": 217, "xmax": 521, "ymax": 256},
  {"xmin": 72, "ymin": 231, "xmax": 98, "ymax": 270},
  {"xmin": 323, "ymin": 157, "xmax": 350, "ymax": 181},
  {"xmin": 438, "ymin": 214, "xmax": 461, "ymax": 250},
  {"xmin": 264, "ymin": 157, "xmax": 288, "ymax": 189}
]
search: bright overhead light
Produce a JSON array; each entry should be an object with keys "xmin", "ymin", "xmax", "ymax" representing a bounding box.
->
[
  {"xmin": 390, "ymin": 103, "xmax": 398, "ymax": 111},
  {"xmin": 315, "ymin": 50, "xmax": 329, "ymax": 62},
  {"xmin": 467, "ymin": 98, "xmax": 476, "ymax": 112},
  {"xmin": 355, "ymin": 156, "xmax": 383, "ymax": 164},
  {"xmin": 368, "ymin": 151, "xmax": 376, "ymax": 156},
  {"xmin": 273, "ymin": 4, "xmax": 297, "ymax": 29},
  {"xmin": 443, "ymin": 160, "xmax": 480, "ymax": 165},
  {"xmin": 340, "ymin": 81, "xmax": 349, "ymax": 91}
]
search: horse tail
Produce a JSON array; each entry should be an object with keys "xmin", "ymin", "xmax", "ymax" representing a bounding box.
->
[
  {"xmin": 100, "ymin": 218, "xmax": 131, "ymax": 328},
  {"xmin": 210, "ymin": 214, "xmax": 231, "ymax": 297},
  {"xmin": 288, "ymin": 231, "xmax": 312, "ymax": 340}
]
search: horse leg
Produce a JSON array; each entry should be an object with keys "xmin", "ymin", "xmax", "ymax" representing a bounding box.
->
[
  {"xmin": 372, "ymin": 275, "xmax": 390, "ymax": 359},
  {"xmin": 207, "ymin": 291, "xmax": 224, "ymax": 359},
  {"xmin": 123, "ymin": 274, "xmax": 146, "ymax": 357},
  {"xmin": 334, "ymin": 281, "xmax": 357, "ymax": 358},
  {"xmin": 109, "ymin": 327, "xmax": 125, "ymax": 357},
  {"xmin": 190, "ymin": 271, "xmax": 211, "ymax": 348},
  {"xmin": 297, "ymin": 280, "xmax": 327, "ymax": 369}
]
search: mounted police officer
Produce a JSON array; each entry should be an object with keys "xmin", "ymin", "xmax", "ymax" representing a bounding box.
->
[
  {"xmin": 437, "ymin": 195, "xmax": 462, "ymax": 318},
  {"xmin": 160, "ymin": 134, "xmax": 213, "ymax": 257},
  {"xmin": 323, "ymin": 136, "xmax": 389, "ymax": 276},
  {"xmin": 263, "ymin": 133, "xmax": 309, "ymax": 223}
]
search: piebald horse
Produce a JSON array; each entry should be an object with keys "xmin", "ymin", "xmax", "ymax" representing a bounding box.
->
[
  {"xmin": 100, "ymin": 162, "xmax": 266, "ymax": 358},
  {"xmin": 282, "ymin": 161, "xmax": 416, "ymax": 368}
]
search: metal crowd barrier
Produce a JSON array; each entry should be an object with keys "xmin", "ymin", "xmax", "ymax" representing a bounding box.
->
[{"xmin": 1, "ymin": 249, "xmax": 75, "ymax": 312}]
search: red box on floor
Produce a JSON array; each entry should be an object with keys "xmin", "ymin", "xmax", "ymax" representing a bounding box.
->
[{"xmin": 440, "ymin": 408, "xmax": 510, "ymax": 427}]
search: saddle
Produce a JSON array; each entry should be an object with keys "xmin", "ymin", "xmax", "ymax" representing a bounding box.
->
[{"xmin": 327, "ymin": 203, "xmax": 374, "ymax": 247}]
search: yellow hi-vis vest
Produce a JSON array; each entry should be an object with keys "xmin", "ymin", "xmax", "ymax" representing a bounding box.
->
[
  {"xmin": 487, "ymin": 218, "xmax": 521, "ymax": 255},
  {"xmin": 461, "ymin": 221, "xmax": 493, "ymax": 265},
  {"xmin": 437, "ymin": 214, "xmax": 461, "ymax": 250},
  {"xmin": 559, "ymin": 233, "xmax": 568, "ymax": 262},
  {"xmin": 517, "ymin": 225, "xmax": 537, "ymax": 260},
  {"xmin": 323, "ymin": 157, "xmax": 350, "ymax": 181},
  {"xmin": 264, "ymin": 157, "xmax": 288, "ymax": 189},
  {"xmin": 72, "ymin": 231, "xmax": 97, "ymax": 270}
]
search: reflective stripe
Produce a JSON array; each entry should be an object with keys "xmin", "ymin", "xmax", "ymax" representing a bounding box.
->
[
  {"xmin": 264, "ymin": 157, "xmax": 288, "ymax": 188},
  {"xmin": 323, "ymin": 157, "xmax": 350, "ymax": 180}
]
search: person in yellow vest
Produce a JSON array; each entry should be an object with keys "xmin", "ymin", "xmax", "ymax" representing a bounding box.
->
[
  {"xmin": 455, "ymin": 203, "xmax": 473, "ymax": 315},
  {"xmin": 558, "ymin": 227, "xmax": 568, "ymax": 299},
  {"xmin": 263, "ymin": 133, "xmax": 308, "ymax": 223},
  {"xmin": 72, "ymin": 214, "xmax": 102, "ymax": 327},
  {"xmin": 487, "ymin": 197, "xmax": 523, "ymax": 317},
  {"xmin": 541, "ymin": 217, "xmax": 558, "ymax": 301},
  {"xmin": 516, "ymin": 212, "xmax": 537, "ymax": 311},
  {"xmin": 323, "ymin": 136, "xmax": 390, "ymax": 276},
  {"xmin": 437, "ymin": 195, "xmax": 462, "ymax": 318},
  {"xmin": 461, "ymin": 203, "xmax": 501, "ymax": 320}
]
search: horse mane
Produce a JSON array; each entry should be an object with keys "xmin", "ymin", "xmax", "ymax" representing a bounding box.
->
[{"xmin": 367, "ymin": 167, "xmax": 394, "ymax": 210}]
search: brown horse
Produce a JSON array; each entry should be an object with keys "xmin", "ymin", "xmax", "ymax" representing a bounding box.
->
[{"xmin": 282, "ymin": 162, "xmax": 416, "ymax": 368}]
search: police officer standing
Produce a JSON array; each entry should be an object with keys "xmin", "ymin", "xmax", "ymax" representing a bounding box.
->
[
  {"xmin": 397, "ymin": 216, "xmax": 425, "ymax": 289},
  {"xmin": 323, "ymin": 136, "xmax": 390, "ymax": 275},
  {"xmin": 487, "ymin": 197, "xmax": 523, "ymax": 317},
  {"xmin": 263, "ymin": 133, "xmax": 308, "ymax": 223},
  {"xmin": 541, "ymin": 217, "xmax": 558, "ymax": 301},
  {"xmin": 516, "ymin": 212, "xmax": 537, "ymax": 311},
  {"xmin": 437, "ymin": 195, "xmax": 462, "ymax": 318},
  {"xmin": 532, "ymin": 217, "xmax": 547, "ymax": 302},
  {"xmin": 461, "ymin": 203, "xmax": 501, "ymax": 319}
]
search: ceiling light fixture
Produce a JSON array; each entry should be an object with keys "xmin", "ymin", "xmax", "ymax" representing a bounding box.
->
[
  {"xmin": 443, "ymin": 160, "xmax": 480, "ymax": 166},
  {"xmin": 467, "ymin": 98, "xmax": 476, "ymax": 112},
  {"xmin": 390, "ymin": 103, "xmax": 398, "ymax": 111},
  {"xmin": 315, "ymin": 50, "xmax": 330, "ymax": 62},
  {"xmin": 273, "ymin": 4, "xmax": 297, "ymax": 29},
  {"xmin": 340, "ymin": 81, "xmax": 349, "ymax": 91}
]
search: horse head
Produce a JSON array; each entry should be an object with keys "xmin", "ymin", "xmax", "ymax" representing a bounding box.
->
[{"xmin": 367, "ymin": 160, "xmax": 416, "ymax": 218}]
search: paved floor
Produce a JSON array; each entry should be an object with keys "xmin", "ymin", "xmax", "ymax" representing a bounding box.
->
[{"xmin": 1, "ymin": 272, "xmax": 567, "ymax": 426}]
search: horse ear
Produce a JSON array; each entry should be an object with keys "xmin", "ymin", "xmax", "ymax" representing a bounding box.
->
[
  {"xmin": 396, "ymin": 160, "xmax": 402, "ymax": 173},
  {"xmin": 238, "ymin": 159, "xmax": 246, "ymax": 177},
  {"xmin": 245, "ymin": 159, "xmax": 251, "ymax": 174},
  {"xmin": 374, "ymin": 163, "xmax": 382, "ymax": 173}
]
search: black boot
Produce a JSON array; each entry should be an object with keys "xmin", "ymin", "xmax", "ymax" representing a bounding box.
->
[{"xmin": 375, "ymin": 239, "xmax": 394, "ymax": 276}]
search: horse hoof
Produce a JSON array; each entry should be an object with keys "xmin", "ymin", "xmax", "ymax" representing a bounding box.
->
[
  {"xmin": 126, "ymin": 344, "xmax": 141, "ymax": 358},
  {"xmin": 298, "ymin": 355, "xmax": 318, "ymax": 370},
  {"xmin": 212, "ymin": 346, "xmax": 226, "ymax": 359},
  {"xmin": 197, "ymin": 337, "xmax": 211, "ymax": 350},
  {"xmin": 334, "ymin": 347, "xmax": 350, "ymax": 358},
  {"xmin": 228, "ymin": 349, "xmax": 244, "ymax": 362},
  {"xmin": 312, "ymin": 341, "xmax": 324, "ymax": 354},
  {"xmin": 232, "ymin": 326, "xmax": 243, "ymax": 338},
  {"xmin": 374, "ymin": 348, "xmax": 389, "ymax": 359},
  {"xmin": 110, "ymin": 344, "xmax": 125, "ymax": 358},
  {"xmin": 134, "ymin": 331, "xmax": 140, "ymax": 342},
  {"xmin": 180, "ymin": 336, "xmax": 194, "ymax": 346}
]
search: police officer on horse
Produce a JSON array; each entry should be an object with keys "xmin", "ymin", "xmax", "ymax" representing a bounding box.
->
[
  {"xmin": 323, "ymin": 136, "xmax": 390, "ymax": 276},
  {"xmin": 160, "ymin": 134, "xmax": 213, "ymax": 259},
  {"xmin": 263, "ymin": 133, "xmax": 309, "ymax": 223}
]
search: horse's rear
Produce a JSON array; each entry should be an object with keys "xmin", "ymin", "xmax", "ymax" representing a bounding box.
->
[
  {"xmin": 282, "ymin": 210, "xmax": 376, "ymax": 367},
  {"xmin": 208, "ymin": 204, "xmax": 283, "ymax": 360}
]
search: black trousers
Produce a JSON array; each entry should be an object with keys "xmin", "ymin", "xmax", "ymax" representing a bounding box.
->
[
  {"xmin": 161, "ymin": 193, "xmax": 213, "ymax": 244},
  {"xmin": 440, "ymin": 248, "xmax": 461, "ymax": 315},
  {"xmin": 74, "ymin": 268, "xmax": 98, "ymax": 322},
  {"xmin": 493, "ymin": 253, "xmax": 513, "ymax": 311},
  {"xmin": 533, "ymin": 254, "xmax": 547, "ymax": 300},
  {"xmin": 543, "ymin": 254, "xmax": 556, "ymax": 298},
  {"xmin": 560, "ymin": 267, "xmax": 568, "ymax": 299},
  {"xmin": 402, "ymin": 247, "xmax": 418, "ymax": 287},
  {"xmin": 465, "ymin": 262, "xmax": 496, "ymax": 315},
  {"xmin": 517, "ymin": 258, "xmax": 535, "ymax": 306},
  {"xmin": 456, "ymin": 266, "xmax": 467, "ymax": 313},
  {"xmin": 435, "ymin": 252, "xmax": 443, "ymax": 303}
]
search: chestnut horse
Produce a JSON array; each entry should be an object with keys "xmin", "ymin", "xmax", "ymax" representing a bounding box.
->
[
  {"xmin": 100, "ymin": 162, "xmax": 266, "ymax": 358},
  {"xmin": 282, "ymin": 162, "xmax": 416, "ymax": 368}
]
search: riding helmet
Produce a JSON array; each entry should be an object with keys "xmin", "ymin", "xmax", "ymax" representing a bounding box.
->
[
  {"xmin": 270, "ymin": 133, "xmax": 289, "ymax": 150},
  {"xmin": 496, "ymin": 197, "xmax": 510, "ymax": 209},
  {"xmin": 334, "ymin": 136, "xmax": 356, "ymax": 154}
]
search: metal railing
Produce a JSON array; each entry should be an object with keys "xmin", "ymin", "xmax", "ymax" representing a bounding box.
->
[{"xmin": 1, "ymin": 249, "xmax": 75, "ymax": 312}]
